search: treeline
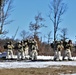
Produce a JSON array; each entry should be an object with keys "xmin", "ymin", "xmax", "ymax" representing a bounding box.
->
[
  {"xmin": 0, "ymin": 36, "xmax": 76, "ymax": 56},
  {"xmin": 0, "ymin": 36, "xmax": 54, "ymax": 56}
]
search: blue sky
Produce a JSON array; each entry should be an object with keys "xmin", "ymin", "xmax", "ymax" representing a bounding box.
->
[{"xmin": 3, "ymin": 0, "xmax": 76, "ymax": 43}]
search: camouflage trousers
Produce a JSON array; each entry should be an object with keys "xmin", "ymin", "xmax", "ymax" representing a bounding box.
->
[
  {"xmin": 63, "ymin": 49, "xmax": 72, "ymax": 60},
  {"xmin": 57, "ymin": 51, "xmax": 61, "ymax": 60},
  {"xmin": 6, "ymin": 49, "xmax": 13, "ymax": 59},
  {"xmin": 17, "ymin": 49, "xmax": 24, "ymax": 60},
  {"xmin": 30, "ymin": 50, "xmax": 38, "ymax": 60},
  {"xmin": 24, "ymin": 47, "xmax": 29, "ymax": 57},
  {"xmin": 54, "ymin": 50, "xmax": 61, "ymax": 61}
]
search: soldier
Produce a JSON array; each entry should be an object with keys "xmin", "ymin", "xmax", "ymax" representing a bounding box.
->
[
  {"xmin": 29, "ymin": 39, "xmax": 38, "ymax": 60},
  {"xmin": 6, "ymin": 41, "xmax": 14, "ymax": 59},
  {"xmin": 56, "ymin": 41, "xmax": 64, "ymax": 61},
  {"xmin": 28, "ymin": 38, "xmax": 32, "ymax": 55},
  {"xmin": 23, "ymin": 39, "xmax": 29, "ymax": 59},
  {"xmin": 17, "ymin": 41, "xmax": 24, "ymax": 60},
  {"xmin": 53, "ymin": 41, "xmax": 58, "ymax": 61},
  {"xmin": 62, "ymin": 40, "xmax": 73, "ymax": 61}
]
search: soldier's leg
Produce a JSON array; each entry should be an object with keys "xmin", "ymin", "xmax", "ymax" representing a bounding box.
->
[
  {"xmin": 17, "ymin": 51, "xmax": 21, "ymax": 60},
  {"xmin": 53, "ymin": 50, "xmax": 58, "ymax": 61},
  {"xmin": 29, "ymin": 51, "xmax": 33, "ymax": 60},
  {"xmin": 25, "ymin": 47, "xmax": 29, "ymax": 58},
  {"xmin": 24, "ymin": 51, "xmax": 27, "ymax": 59},
  {"xmin": 10, "ymin": 50, "xmax": 13, "ymax": 59},
  {"xmin": 30, "ymin": 50, "xmax": 37, "ymax": 60},
  {"xmin": 67, "ymin": 49, "xmax": 72, "ymax": 60},
  {"xmin": 57, "ymin": 51, "xmax": 61, "ymax": 61},
  {"xmin": 26, "ymin": 47, "xmax": 29, "ymax": 55},
  {"xmin": 31, "ymin": 50, "xmax": 36, "ymax": 60},
  {"xmin": 6, "ymin": 49, "xmax": 9, "ymax": 59},
  {"xmin": 21, "ymin": 51, "xmax": 24, "ymax": 60},
  {"xmin": 62, "ymin": 50, "xmax": 66, "ymax": 60},
  {"xmin": 24, "ymin": 51, "xmax": 26, "ymax": 59},
  {"xmin": 34, "ymin": 50, "xmax": 38, "ymax": 60},
  {"xmin": 31, "ymin": 51, "xmax": 34, "ymax": 60},
  {"xmin": 29, "ymin": 49, "xmax": 32, "ymax": 59}
]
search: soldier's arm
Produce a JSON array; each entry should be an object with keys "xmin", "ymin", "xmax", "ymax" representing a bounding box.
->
[
  {"xmin": 57, "ymin": 45, "xmax": 60, "ymax": 51},
  {"xmin": 70, "ymin": 44, "xmax": 73, "ymax": 47},
  {"xmin": 12, "ymin": 45, "xmax": 14, "ymax": 48}
]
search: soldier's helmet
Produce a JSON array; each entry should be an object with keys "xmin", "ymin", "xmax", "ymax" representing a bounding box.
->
[
  {"xmin": 50, "ymin": 43, "xmax": 54, "ymax": 48},
  {"xmin": 28, "ymin": 38, "xmax": 32, "ymax": 43},
  {"xmin": 23, "ymin": 39, "xmax": 28, "ymax": 44},
  {"xmin": 32, "ymin": 39, "xmax": 35, "ymax": 42},
  {"xmin": 18, "ymin": 41, "xmax": 21, "ymax": 44},
  {"xmin": 7, "ymin": 42, "xmax": 10, "ymax": 44},
  {"xmin": 7, "ymin": 42, "xmax": 10, "ymax": 43},
  {"xmin": 10, "ymin": 41, "xmax": 12, "ymax": 44},
  {"xmin": 60, "ymin": 41, "xmax": 63, "ymax": 44},
  {"xmin": 68, "ymin": 40, "xmax": 72, "ymax": 44},
  {"xmin": 57, "ymin": 41, "xmax": 60, "ymax": 45},
  {"xmin": 26, "ymin": 39, "xmax": 29, "ymax": 42},
  {"xmin": 25, "ymin": 42, "xmax": 27, "ymax": 45},
  {"xmin": 32, "ymin": 39, "xmax": 36, "ymax": 45}
]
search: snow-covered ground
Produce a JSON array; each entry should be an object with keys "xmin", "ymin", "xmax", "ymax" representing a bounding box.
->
[
  {"xmin": 0, "ymin": 60, "xmax": 76, "ymax": 69},
  {"xmin": 0, "ymin": 54, "xmax": 76, "ymax": 74},
  {"xmin": 0, "ymin": 52, "xmax": 76, "ymax": 69},
  {"xmin": 0, "ymin": 55, "xmax": 76, "ymax": 69}
]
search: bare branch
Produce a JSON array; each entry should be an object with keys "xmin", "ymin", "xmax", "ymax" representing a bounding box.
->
[
  {"xmin": 0, "ymin": 0, "xmax": 14, "ymax": 34},
  {"xmin": 49, "ymin": 0, "xmax": 67, "ymax": 51},
  {"xmin": 20, "ymin": 30, "xmax": 29, "ymax": 40},
  {"xmin": 60, "ymin": 28, "xmax": 68, "ymax": 41},
  {"xmin": 29, "ymin": 13, "xmax": 46, "ymax": 37},
  {"xmin": 48, "ymin": 14, "xmax": 54, "ymax": 23}
]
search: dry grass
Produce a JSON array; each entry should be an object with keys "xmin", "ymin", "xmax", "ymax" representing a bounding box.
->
[{"xmin": 0, "ymin": 66, "xmax": 76, "ymax": 75}]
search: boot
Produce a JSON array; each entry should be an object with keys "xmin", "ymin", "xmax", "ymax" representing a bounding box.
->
[
  {"xmin": 53, "ymin": 58, "xmax": 57, "ymax": 61},
  {"xmin": 68, "ymin": 58, "xmax": 72, "ymax": 61},
  {"xmin": 62, "ymin": 57, "xmax": 65, "ymax": 61}
]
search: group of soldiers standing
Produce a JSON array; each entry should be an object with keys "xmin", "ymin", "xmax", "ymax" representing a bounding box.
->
[
  {"xmin": 4, "ymin": 38, "xmax": 38, "ymax": 61},
  {"xmin": 52, "ymin": 40, "xmax": 73, "ymax": 61},
  {"xmin": 4, "ymin": 38, "xmax": 73, "ymax": 61}
]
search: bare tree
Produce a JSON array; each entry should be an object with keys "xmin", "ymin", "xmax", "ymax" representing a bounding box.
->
[
  {"xmin": 0, "ymin": 0, "xmax": 1, "ymax": 6},
  {"xmin": 20, "ymin": 30, "xmax": 29, "ymax": 40},
  {"xmin": 60, "ymin": 28, "xmax": 68, "ymax": 41},
  {"xmin": 47, "ymin": 31, "xmax": 52, "ymax": 45},
  {"xmin": 0, "ymin": 0, "xmax": 13, "ymax": 34},
  {"xmin": 29, "ymin": 13, "xmax": 46, "ymax": 38},
  {"xmin": 49, "ymin": 0, "xmax": 67, "ymax": 50}
]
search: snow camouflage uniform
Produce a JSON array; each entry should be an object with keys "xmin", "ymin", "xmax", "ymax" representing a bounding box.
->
[
  {"xmin": 57, "ymin": 41, "xmax": 64, "ymax": 60},
  {"xmin": 53, "ymin": 41, "xmax": 64, "ymax": 61},
  {"xmin": 29, "ymin": 39, "xmax": 38, "ymax": 60},
  {"xmin": 53, "ymin": 41, "xmax": 58, "ymax": 61},
  {"xmin": 6, "ymin": 42, "xmax": 14, "ymax": 59},
  {"xmin": 17, "ymin": 41, "xmax": 24, "ymax": 60},
  {"xmin": 23, "ymin": 40, "xmax": 29, "ymax": 59},
  {"xmin": 62, "ymin": 40, "xmax": 73, "ymax": 61},
  {"xmin": 28, "ymin": 38, "xmax": 33, "ymax": 55}
]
